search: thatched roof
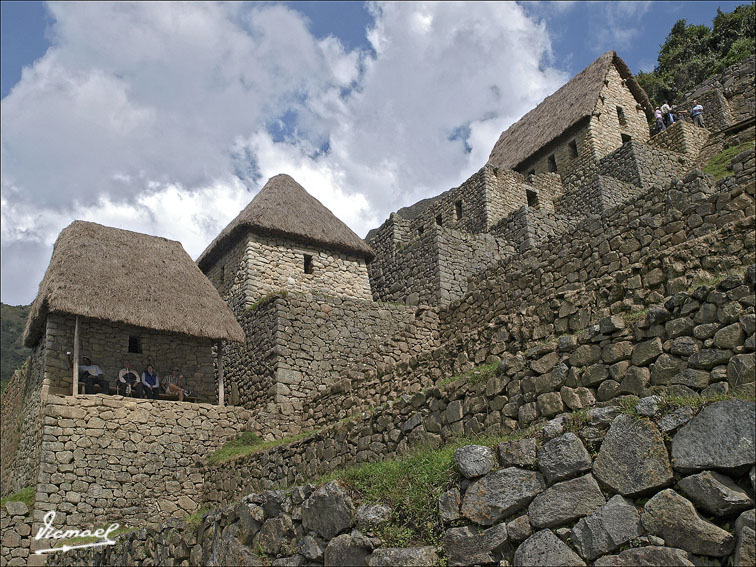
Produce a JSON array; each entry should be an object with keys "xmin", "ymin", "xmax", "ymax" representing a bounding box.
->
[
  {"xmin": 488, "ymin": 51, "xmax": 654, "ymax": 170},
  {"xmin": 197, "ymin": 174, "xmax": 374, "ymax": 270},
  {"xmin": 23, "ymin": 221, "xmax": 245, "ymax": 347}
]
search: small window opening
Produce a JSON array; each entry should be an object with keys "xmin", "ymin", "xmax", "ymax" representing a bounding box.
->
[
  {"xmin": 621, "ymin": 133, "xmax": 632, "ymax": 144},
  {"xmin": 455, "ymin": 200, "xmax": 463, "ymax": 221},
  {"xmin": 616, "ymin": 106, "xmax": 627, "ymax": 126},
  {"xmin": 220, "ymin": 265, "xmax": 225, "ymax": 285},
  {"xmin": 569, "ymin": 140, "xmax": 578, "ymax": 158},
  {"xmin": 417, "ymin": 226, "xmax": 424, "ymax": 236},
  {"xmin": 547, "ymin": 154, "xmax": 557, "ymax": 172},
  {"xmin": 435, "ymin": 214, "xmax": 442, "ymax": 226},
  {"xmin": 128, "ymin": 336, "xmax": 142, "ymax": 354},
  {"xmin": 304, "ymin": 254, "xmax": 313, "ymax": 274},
  {"xmin": 526, "ymin": 189, "xmax": 539, "ymax": 208}
]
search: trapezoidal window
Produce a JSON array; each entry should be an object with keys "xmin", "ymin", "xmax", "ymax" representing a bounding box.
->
[
  {"xmin": 569, "ymin": 140, "xmax": 578, "ymax": 158},
  {"xmin": 304, "ymin": 254, "xmax": 313, "ymax": 274},
  {"xmin": 526, "ymin": 189, "xmax": 539, "ymax": 209},
  {"xmin": 417, "ymin": 226, "xmax": 424, "ymax": 236},
  {"xmin": 621, "ymin": 133, "xmax": 632, "ymax": 144},
  {"xmin": 435, "ymin": 214, "xmax": 443, "ymax": 226},
  {"xmin": 547, "ymin": 154, "xmax": 557, "ymax": 172},
  {"xmin": 455, "ymin": 200, "xmax": 463, "ymax": 220},
  {"xmin": 219, "ymin": 265, "xmax": 225, "ymax": 285},
  {"xmin": 128, "ymin": 336, "xmax": 142, "ymax": 354},
  {"xmin": 616, "ymin": 106, "xmax": 627, "ymax": 126}
]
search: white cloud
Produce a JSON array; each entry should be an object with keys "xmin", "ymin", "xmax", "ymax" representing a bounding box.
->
[{"xmin": 1, "ymin": 1, "xmax": 565, "ymax": 305}]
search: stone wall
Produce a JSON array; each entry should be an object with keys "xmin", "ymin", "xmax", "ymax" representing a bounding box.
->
[
  {"xmin": 32, "ymin": 395, "xmax": 249, "ymax": 532},
  {"xmin": 598, "ymin": 139, "xmax": 689, "ymax": 190},
  {"xmin": 1, "ymin": 346, "xmax": 46, "ymax": 499},
  {"xmin": 443, "ymin": 151, "xmax": 755, "ymax": 339},
  {"xmin": 203, "ymin": 236, "xmax": 248, "ymax": 314},
  {"xmin": 200, "ymin": 266, "xmax": 755, "ymax": 509},
  {"xmin": 589, "ymin": 63, "xmax": 651, "ymax": 160},
  {"xmin": 1, "ymin": 500, "xmax": 34, "ymax": 567},
  {"xmin": 40, "ymin": 314, "xmax": 217, "ymax": 403},
  {"xmin": 235, "ymin": 293, "xmax": 440, "ymax": 438},
  {"xmin": 649, "ymin": 119, "xmax": 711, "ymax": 159},
  {"xmin": 492, "ymin": 207, "xmax": 575, "ymax": 254}
]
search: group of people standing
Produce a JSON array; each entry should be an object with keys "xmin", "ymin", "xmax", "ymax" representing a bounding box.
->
[
  {"xmin": 654, "ymin": 99, "xmax": 706, "ymax": 133},
  {"xmin": 76, "ymin": 356, "xmax": 191, "ymax": 401}
]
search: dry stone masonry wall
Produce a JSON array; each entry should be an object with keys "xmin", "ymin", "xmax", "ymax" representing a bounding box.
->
[{"xmin": 32, "ymin": 395, "xmax": 249, "ymax": 531}]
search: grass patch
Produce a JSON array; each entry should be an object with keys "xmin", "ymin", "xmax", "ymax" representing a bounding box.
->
[
  {"xmin": 186, "ymin": 507, "xmax": 209, "ymax": 529},
  {"xmin": 436, "ymin": 361, "xmax": 499, "ymax": 389},
  {"xmin": 687, "ymin": 267, "xmax": 746, "ymax": 293},
  {"xmin": 621, "ymin": 308, "xmax": 648, "ymax": 324},
  {"xmin": 206, "ymin": 428, "xmax": 321, "ymax": 466},
  {"xmin": 703, "ymin": 141, "xmax": 754, "ymax": 180},
  {"xmin": 0, "ymin": 486, "xmax": 34, "ymax": 510},
  {"xmin": 245, "ymin": 290, "xmax": 288, "ymax": 312},
  {"xmin": 658, "ymin": 388, "xmax": 755, "ymax": 415}
]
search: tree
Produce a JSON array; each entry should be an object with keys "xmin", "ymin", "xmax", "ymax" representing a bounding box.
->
[{"xmin": 637, "ymin": 4, "xmax": 755, "ymax": 105}]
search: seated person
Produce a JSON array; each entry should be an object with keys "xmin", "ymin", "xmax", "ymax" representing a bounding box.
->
[
  {"xmin": 141, "ymin": 364, "xmax": 160, "ymax": 399},
  {"xmin": 79, "ymin": 356, "xmax": 110, "ymax": 395},
  {"xmin": 162, "ymin": 367, "xmax": 187, "ymax": 402},
  {"xmin": 117, "ymin": 360, "xmax": 143, "ymax": 398}
]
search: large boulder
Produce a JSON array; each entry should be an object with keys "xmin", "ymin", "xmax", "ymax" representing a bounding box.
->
[
  {"xmin": 593, "ymin": 546, "xmax": 694, "ymax": 566},
  {"xmin": 367, "ymin": 547, "xmax": 439, "ymax": 566},
  {"xmin": 676, "ymin": 470, "xmax": 753, "ymax": 516},
  {"xmin": 734, "ymin": 525, "xmax": 755, "ymax": 567},
  {"xmin": 461, "ymin": 467, "xmax": 544, "ymax": 525},
  {"xmin": 443, "ymin": 524, "xmax": 508, "ymax": 567},
  {"xmin": 454, "ymin": 445, "xmax": 496, "ymax": 479},
  {"xmin": 513, "ymin": 529, "xmax": 586, "ymax": 566},
  {"xmin": 593, "ymin": 415, "xmax": 673, "ymax": 496},
  {"xmin": 641, "ymin": 489, "xmax": 736, "ymax": 556},
  {"xmin": 571, "ymin": 495, "xmax": 642, "ymax": 560},
  {"xmin": 252, "ymin": 515, "xmax": 296, "ymax": 557},
  {"xmin": 671, "ymin": 400, "xmax": 756, "ymax": 473},
  {"xmin": 528, "ymin": 474, "xmax": 605, "ymax": 529},
  {"xmin": 323, "ymin": 533, "xmax": 372, "ymax": 566},
  {"xmin": 537, "ymin": 433, "xmax": 592, "ymax": 485},
  {"xmin": 301, "ymin": 481, "xmax": 355, "ymax": 539}
]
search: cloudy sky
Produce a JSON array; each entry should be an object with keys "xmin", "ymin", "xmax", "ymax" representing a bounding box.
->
[{"xmin": 1, "ymin": 1, "xmax": 748, "ymax": 305}]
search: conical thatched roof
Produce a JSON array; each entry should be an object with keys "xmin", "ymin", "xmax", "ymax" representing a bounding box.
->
[
  {"xmin": 197, "ymin": 174, "xmax": 374, "ymax": 271},
  {"xmin": 488, "ymin": 51, "xmax": 654, "ymax": 170},
  {"xmin": 23, "ymin": 221, "xmax": 245, "ymax": 347}
]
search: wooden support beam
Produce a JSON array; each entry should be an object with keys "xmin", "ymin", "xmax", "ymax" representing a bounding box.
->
[{"xmin": 72, "ymin": 316, "xmax": 79, "ymax": 396}]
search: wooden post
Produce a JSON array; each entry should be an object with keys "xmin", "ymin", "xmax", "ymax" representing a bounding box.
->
[
  {"xmin": 72, "ymin": 316, "xmax": 79, "ymax": 396},
  {"xmin": 217, "ymin": 342, "xmax": 225, "ymax": 407}
]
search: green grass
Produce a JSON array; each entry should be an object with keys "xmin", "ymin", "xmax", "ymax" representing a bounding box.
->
[
  {"xmin": 245, "ymin": 290, "xmax": 288, "ymax": 312},
  {"xmin": 688, "ymin": 267, "xmax": 746, "ymax": 293},
  {"xmin": 436, "ymin": 361, "xmax": 499, "ymax": 389},
  {"xmin": 0, "ymin": 486, "xmax": 34, "ymax": 510},
  {"xmin": 621, "ymin": 308, "xmax": 648, "ymax": 324},
  {"xmin": 702, "ymin": 141, "xmax": 754, "ymax": 180},
  {"xmin": 186, "ymin": 507, "xmax": 209, "ymax": 529},
  {"xmin": 206, "ymin": 428, "xmax": 322, "ymax": 466}
]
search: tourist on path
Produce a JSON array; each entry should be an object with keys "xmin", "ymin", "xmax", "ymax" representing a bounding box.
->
[
  {"xmin": 690, "ymin": 100, "xmax": 705, "ymax": 127},
  {"xmin": 141, "ymin": 364, "xmax": 160, "ymax": 399}
]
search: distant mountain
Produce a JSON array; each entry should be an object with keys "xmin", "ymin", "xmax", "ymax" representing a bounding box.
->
[{"xmin": 1, "ymin": 303, "xmax": 31, "ymax": 391}]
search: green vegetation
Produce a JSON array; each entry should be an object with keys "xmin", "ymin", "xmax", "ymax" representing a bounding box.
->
[
  {"xmin": 621, "ymin": 308, "xmax": 648, "ymax": 324},
  {"xmin": 245, "ymin": 290, "xmax": 288, "ymax": 312},
  {"xmin": 702, "ymin": 141, "xmax": 755, "ymax": 180},
  {"xmin": 637, "ymin": 4, "xmax": 754, "ymax": 105},
  {"xmin": 206, "ymin": 428, "xmax": 321, "ymax": 466},
  {"xmin": 1, "ymin": 303, "xmax": 31, "ymax": 393},
  {"xmin": 436, "ymin": 361, "xmax": 499, "ymax": 389},
  {"xmin": 0, "ymin": 486, "xmax": 35, "ymax": 510},
  {"xmin": 186, "ymin": 507, "xmax": 209, "ymax": 528}
]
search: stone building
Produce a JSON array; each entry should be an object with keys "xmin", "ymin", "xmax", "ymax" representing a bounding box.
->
[
  {"xmin": 199, "ymin": 174, "xmax": 439, "ymax": 438},
  {"xmin": 367, "ymin": 51, "xmax": 713, "ymax": 306},
  {"xmin": 22, "ymin": 221, "xmax": 244, "ymax": 402}
]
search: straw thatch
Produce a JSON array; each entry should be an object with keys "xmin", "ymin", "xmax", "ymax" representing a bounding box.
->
[
  {"xmin": 488, "ymin": 51, "xmax": 654, "ymax": 170},
  {"xmin": 23, "ymin": 221, "xmax": 245, "ymax": 347},
  {"xmin": 197, "ymin": 174, "xmax": 375, "ymax": 271}
]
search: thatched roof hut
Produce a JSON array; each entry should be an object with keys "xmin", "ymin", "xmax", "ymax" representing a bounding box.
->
[
  {"xmin": 23, "ymin": 221, "xmax": 245, "ymax": 347},
  {"xmin": 488, "ymin": 51, "xmax": 654, "ymax": 170},
  {"xmin": 197, "ymin": 174, "xmax": 375, "ymax": 271}
]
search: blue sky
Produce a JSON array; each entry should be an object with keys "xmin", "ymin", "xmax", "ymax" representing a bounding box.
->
[{"xmin": 0, "ymin": 1, "xmax": 751, "ymax": 305}]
